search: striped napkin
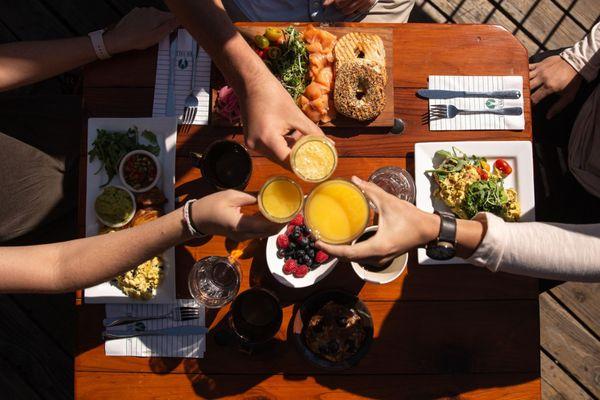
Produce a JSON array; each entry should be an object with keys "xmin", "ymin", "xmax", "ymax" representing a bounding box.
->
[
  {"xmin": 428, "ymin": 75, "xmax": 525, "ymax": 131},
  {"xmin": 104, "ymin": 299, "xmax": 206, "ymax": 358},
  {"xmin": 152, "ymin": 29, "xmax": 211, "ymax": 125}
]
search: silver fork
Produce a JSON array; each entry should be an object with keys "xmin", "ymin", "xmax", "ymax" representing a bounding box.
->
[
  {"xmin": 181, "ymin": 43, "xmax": 199, "ymax": 133},
  {"xmin": 430, "ymin": 104, "xmax": 523, "ymax": 120},
  {"xmin": 102, "ymin": 306, "xmax": 201, "ymax": 327}
]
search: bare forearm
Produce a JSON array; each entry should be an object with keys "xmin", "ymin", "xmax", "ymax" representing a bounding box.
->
[
  {"xmin": 0, "ymin": 37, "xmax": 97, "ymax": 92},
  {"xmin": 164, "ymin": 0, "xmax": 271, "ymax": 94},
  {"xmin": 0, "ymin": 208, "xmax": 190, "ymax": 293}
]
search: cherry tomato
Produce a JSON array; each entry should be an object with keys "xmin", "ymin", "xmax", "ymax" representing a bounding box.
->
[
  {"xmin": 254, "ymin": 35, "xmax": 270, "ymax": 49},
  {"xmin": 264, "ymin": 27, "xmax": 283, "ymax": 42},
  {"xmin": 476, "ymin": 166, "xmax": 489, "ymax": 180},
  {"xmin": 274, "ymin": 34, "xmax": 286, "ymax": 46},
  {"xmin": 494, "ymin": 159, "xmax": 513, "ymax": 176},
  {"xmin": 254, "ymin": 48, "xmax": 267, "ymax": 59}
]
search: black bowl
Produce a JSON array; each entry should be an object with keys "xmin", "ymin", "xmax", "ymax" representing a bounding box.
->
[{"xmin": 292, "ymin": 289, "xmax": 374, "ymax": 370}]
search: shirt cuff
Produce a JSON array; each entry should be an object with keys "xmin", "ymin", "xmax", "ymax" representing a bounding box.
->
[
  {"xmin": 560, "ymin": 49, "xmax": 596, "ymax": 82},
  {"xmin": 466, "ymin": 212, "xmax": 508, "ymax": 272}
]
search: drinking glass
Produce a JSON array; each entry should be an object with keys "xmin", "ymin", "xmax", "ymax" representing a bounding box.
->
[
  {"xmin": 368, "ymin": 166, "xmax": 416, "ymax": 209},
  {"xmin": 188, "ymin": 256, "xmax": 241, "ymax": 308}
]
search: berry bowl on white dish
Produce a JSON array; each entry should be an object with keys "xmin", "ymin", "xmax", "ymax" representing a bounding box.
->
[{"xmin": 266, "ymin": 216, "xmax": 338, "ymax": 289}]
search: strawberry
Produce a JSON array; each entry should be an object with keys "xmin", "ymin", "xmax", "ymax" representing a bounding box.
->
[
  {"xmin": 293, "ymin": 264, "xmax": 309, "ymax": 278},
  {"xmin": 276, "ymin": 234, "xmax": 290, "ymax": 249},
  {"xmin": 315, "ymin": 250, "xmax": 329, "ymax": 264},
  {"xmin": 289, "ymin": 214, "xmax": 304, "ymax": 226},
  {"xmin": 283, "ymin": 259, "xmax": 298, "ymax": 275}
]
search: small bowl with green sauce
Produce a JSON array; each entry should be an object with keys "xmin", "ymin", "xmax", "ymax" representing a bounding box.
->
[
  {"xmin": 350, "ymin": 225, "xmax": 408, "ymax": 284},
  {"xmin": 94, "ymin": 185, "xmax": 136, "ymax": 228}
]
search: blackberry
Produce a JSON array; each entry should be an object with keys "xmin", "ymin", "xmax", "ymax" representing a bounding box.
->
[
  {"xmin": 297, "ymin": 249, "xmax": 305, "ymax": 257},
  {"xmin": 299, "ymin": 236, "xmax": 310, "ymax": 248},
  {"xmin": 307, "ymin": 249, "xmax": 315, "ymax": 258}
]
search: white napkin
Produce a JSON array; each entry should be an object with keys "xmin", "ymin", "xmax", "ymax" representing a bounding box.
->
[
  {"xmin": 104, "ymin": 299, "xmax": 206, "ymax": 358},
  {"xmin": 152, "ymin": 29, "xmax": 211, "ymax": 125},
  {"xmin": 428, "ymin": 75, "xmax": 525, "ymax": 131}
]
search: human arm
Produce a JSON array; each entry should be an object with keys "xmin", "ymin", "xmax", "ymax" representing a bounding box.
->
[
  {"xmin": 0, "ymin": 7, "xmax": 176, "ymax": 92},
  {"xmin": 529, "ymin": 23, "xmax": 600, "ymax": 119},
  {"xmin": 322, "ymin": 0, "xmax": 377, "ymax": 17},
  {"xmin": 318, "ymin": 176, "xmax": 600, "ymax": 282},
  {"xmin": 164, "ymin": 0, "xmax": 324, "ymax": 163},
  {"xmin": 0, "ymin": 190, "xmax": 281, "ymax": 293}
]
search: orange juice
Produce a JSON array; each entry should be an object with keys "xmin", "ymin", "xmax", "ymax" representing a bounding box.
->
[
  {"xmin": 304, "ymin": 179, "xmax": 369, "ymax": 244},
  {"xmin": 290, "ymin": 136, "xmax": 337, "ymax": 182},
  {"xmin": 258, "ymin": 176, "xmax": 304, "ymax": 223}
]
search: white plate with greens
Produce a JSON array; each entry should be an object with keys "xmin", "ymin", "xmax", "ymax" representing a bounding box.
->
[
  {"xmin": 414, "ymin": 141, "xmax": 535, "ymax": 265},
  {"xmin": 84, "ymin": 117, "xmax": 177, "ymax": 303}
]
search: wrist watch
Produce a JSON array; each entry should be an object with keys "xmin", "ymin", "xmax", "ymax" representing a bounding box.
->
[{"xmin": 425, "ymin": 211, "xmax": 457, "ymax": 260}]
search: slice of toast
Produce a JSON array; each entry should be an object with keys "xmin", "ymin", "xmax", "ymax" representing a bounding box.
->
[{"xmin": 334, "ymin": 32, "xmax": 386, "ymax": 81}]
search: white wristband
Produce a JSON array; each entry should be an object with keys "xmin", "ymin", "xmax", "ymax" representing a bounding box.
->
[
  {"xmin": 183, "ymin": 199, "xmax": 207, "ymax": 238},
  {"xmin": 88, "ymin": 29, "xmax": 111, "ymax": 60}
]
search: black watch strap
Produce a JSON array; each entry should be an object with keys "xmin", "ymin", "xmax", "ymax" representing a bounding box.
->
[{"xmin": 435, "ymin": 211, "xmax": 457, "ymax": 244}]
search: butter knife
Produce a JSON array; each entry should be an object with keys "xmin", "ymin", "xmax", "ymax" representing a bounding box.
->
[
  {"xmin": 417, "ymin": 89, "xmax": 521, "ymax": 100},
  {"xmin": 103, "ymin": 325, "xmax": 208, "ymax": 340}
]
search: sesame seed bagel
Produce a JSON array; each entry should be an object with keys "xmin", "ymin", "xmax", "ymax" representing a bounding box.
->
[{"xmin": 334, "ymin": 59, "xmax": 385, "ymax": 121}]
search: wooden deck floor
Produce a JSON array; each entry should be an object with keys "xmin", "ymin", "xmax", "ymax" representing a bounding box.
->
[{"xmin": 0, "ymin": 1, "xmax": 598, "ymax": 399}]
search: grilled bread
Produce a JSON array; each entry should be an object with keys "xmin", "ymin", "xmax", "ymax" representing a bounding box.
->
[
  {"xmin": 334, "ymin": 32, "xmax": 386, "ymax": 82},
  {"xmin": 334, "ymin": 59, "xmax": 385, "ymax": 121}
]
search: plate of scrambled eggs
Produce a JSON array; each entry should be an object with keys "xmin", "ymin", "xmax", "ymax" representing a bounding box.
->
[{"xmin": 415, "ymin": 141, "xmax": 535, "ymax": 265}]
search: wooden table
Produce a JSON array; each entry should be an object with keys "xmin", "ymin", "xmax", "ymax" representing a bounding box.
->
[{"xmin": 76, "ymin": 23, "xmax": 540, "ymax": 399}]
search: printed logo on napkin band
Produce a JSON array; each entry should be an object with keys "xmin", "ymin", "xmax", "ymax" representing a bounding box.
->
[
  {"xmin": 485, "ymin": 99, "xmax": 504, "ymax": 109},
  {"xmin": 177, "ymin": 58, "xmax": 189, "ymax": 70}
]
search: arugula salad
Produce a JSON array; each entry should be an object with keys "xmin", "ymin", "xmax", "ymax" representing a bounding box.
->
[{"xmin": 427, "ymin": 147, "xmax": 520, "ymax": 221}]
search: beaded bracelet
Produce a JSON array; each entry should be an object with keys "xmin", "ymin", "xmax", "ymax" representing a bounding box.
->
[{"xmin": 183, "ymin": 199, "xmax": 207, "ymax": 238}]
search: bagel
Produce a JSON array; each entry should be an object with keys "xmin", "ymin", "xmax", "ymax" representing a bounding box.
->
[
  {"xmin": 334, "ymin": 59, "xmax": 385, "ymax": 121},
  {"xmin": 334, "ymin": 32, "xmax": 386, "ymax": 82}
]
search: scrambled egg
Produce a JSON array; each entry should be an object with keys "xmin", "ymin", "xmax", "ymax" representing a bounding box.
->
[
  {"xmin": 504, "ymin": 188, "xmax": 521, "ymax": 222},
  {"xmin": 435, "ymin": 165, "xmax": 480, "ymax": 217},
  {"xmin": 114, "ymin": 256, "xmax": 164, "ymax": 300}
]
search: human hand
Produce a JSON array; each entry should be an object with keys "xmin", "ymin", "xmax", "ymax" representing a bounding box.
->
[
  {"xmin": 240, "ymin": 73, "xmax": 324, "ymax": 163},
  {"xmin": 530, "ymin": 55, "xmax": 583, "ymax": 119},
  {"xmin": 104, "ymin": 7, "xmax": 177, "ymax": 55},
  {"xmin": 317, "ymin": 176, "xmax": 440, "ymax": 266},
  {"xmin": 323, "ymin": 0, "xmax": 377, "ymax": 16},
  {"xmin": 191, "ymin": 190, "xmax": 283, "ymax": 242}
]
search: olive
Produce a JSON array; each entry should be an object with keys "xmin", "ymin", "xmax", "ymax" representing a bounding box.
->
[{"xmin": 254, "ymin": 35, "xmax": 270, "ymax": 49}]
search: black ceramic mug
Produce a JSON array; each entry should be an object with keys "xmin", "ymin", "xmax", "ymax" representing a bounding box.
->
[
  {"xmin": 190, "ymin": 139, "xmax": 252, "ymax": 190},
  {"xmin": 229, "ymin": 287, "xmax": 283, "ymax": 352}
]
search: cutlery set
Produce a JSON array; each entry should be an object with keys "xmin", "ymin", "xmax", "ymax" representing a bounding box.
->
[
  {"xmin": 102, "ymin": 306, "xmax": 202, "ymax": 340},
  {"xmin": 418, "ymin": 89, "xmax": 523, "ymax": 120}
]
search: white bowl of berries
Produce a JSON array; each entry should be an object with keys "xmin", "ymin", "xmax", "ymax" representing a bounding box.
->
[{"xmin": 266, "ymin": 214, "xmax": 338, "ymax": 288}]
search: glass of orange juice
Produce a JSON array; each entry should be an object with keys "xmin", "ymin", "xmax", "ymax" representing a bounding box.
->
[
  {"xmin": 290, "ymin": 136, "xmax": 337, "ymax": 182},
  {"xmin": 258, "ymin": 176, "xmax": 304, "ymax": 223},
  {"xmin": 304, "ymin": 179, "xmax": 370, "ymax": 244}
]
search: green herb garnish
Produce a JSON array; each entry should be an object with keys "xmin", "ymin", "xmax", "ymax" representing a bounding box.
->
[
  {"xmin": 266, "ymin": 26, "xmax": 308, "ymax": 100},
  {"xmin": 89, "ymin": 126, "xmax": 160, "ymax": 187}
]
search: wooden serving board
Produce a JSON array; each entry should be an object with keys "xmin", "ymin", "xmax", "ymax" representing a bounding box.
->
[{"xmin": 210, "ymin": 24, "xmax": 394, "ymax": 128}]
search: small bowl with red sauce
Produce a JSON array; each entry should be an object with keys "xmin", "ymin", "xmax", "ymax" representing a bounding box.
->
[{"xmin": 119, "ymin": 150, "xmax": 161, "ymax": 193}]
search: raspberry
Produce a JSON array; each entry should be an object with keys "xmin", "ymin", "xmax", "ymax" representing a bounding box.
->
[
  {"xmin": 293, "ymin": 264, "xmax": 309, "ymax": 278},
  {"xmin": 283, "ymin": 259, "xmax": 298, "ymax": 275},
  {"xmin": 289, "ymin": 214, "xmax": 304, "ymax": 226},
  {"xmin": 315, "ymin": 250, "xmax": 329, "ymax": 264},
  {"xmin": 276, "ymin": 234, "xmax": 290, "ymax": 249},
  {"xmin": 286, "ymin": 225, "xmax": 295, "ymax": 235}
]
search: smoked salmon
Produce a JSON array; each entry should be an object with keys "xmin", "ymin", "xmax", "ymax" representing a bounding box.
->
[{"xmin": 299, "ymin": 26, "xmax": 337, "ymax": 124}]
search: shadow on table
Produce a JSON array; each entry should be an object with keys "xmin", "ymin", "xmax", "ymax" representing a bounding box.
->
[{"xmin": 141, "ymin": 239, "xmax": 538, "ymax": 399}]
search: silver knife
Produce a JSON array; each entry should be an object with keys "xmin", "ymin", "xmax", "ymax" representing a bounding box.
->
[
  {"xmin": 103, "ymin": 325, "xmax": 208, "ymax": 340},
  {"xmin": 418, "ymin": 89, "xmax": 521, "ymax": 100},
  {"xmin": 165, "ymin": 33, "xmax": 177, "ymax": 117}
]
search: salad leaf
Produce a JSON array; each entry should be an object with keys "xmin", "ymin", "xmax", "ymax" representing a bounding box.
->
[
  {"xmin": 462, "ymin": 178, "xmax": 508, "ymax": 218},
  {"xmin": 265, "ymin": 26, "xmax": 308, "ymax": 100}
]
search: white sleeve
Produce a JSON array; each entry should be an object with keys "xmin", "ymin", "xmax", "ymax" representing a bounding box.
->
[
  {"xmin": 560, "ymin": 22, "xmax": 600, "ymax": 82},
  {"xmin": 467, "ymin": 212, "xmax": 600, "ymax": 282}
]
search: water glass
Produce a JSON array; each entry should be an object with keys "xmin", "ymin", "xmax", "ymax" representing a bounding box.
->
[{"xmin": 188, "ymin": 256, "xmax": 241, "ymax": 308}]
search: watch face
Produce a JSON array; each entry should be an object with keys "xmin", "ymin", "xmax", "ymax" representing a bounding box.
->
[{"xmin": 426, "ymin": 242, "xmax": 456, "ymax": 260}]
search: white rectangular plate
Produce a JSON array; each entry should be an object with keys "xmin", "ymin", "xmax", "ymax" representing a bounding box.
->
[
  {"xmin": 84, "ymin": 117, "xmax": 178, "ymax": 303},
  {"xmin": 414, "ymin": 141, "xmax": 535, "ymax": 265}
]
